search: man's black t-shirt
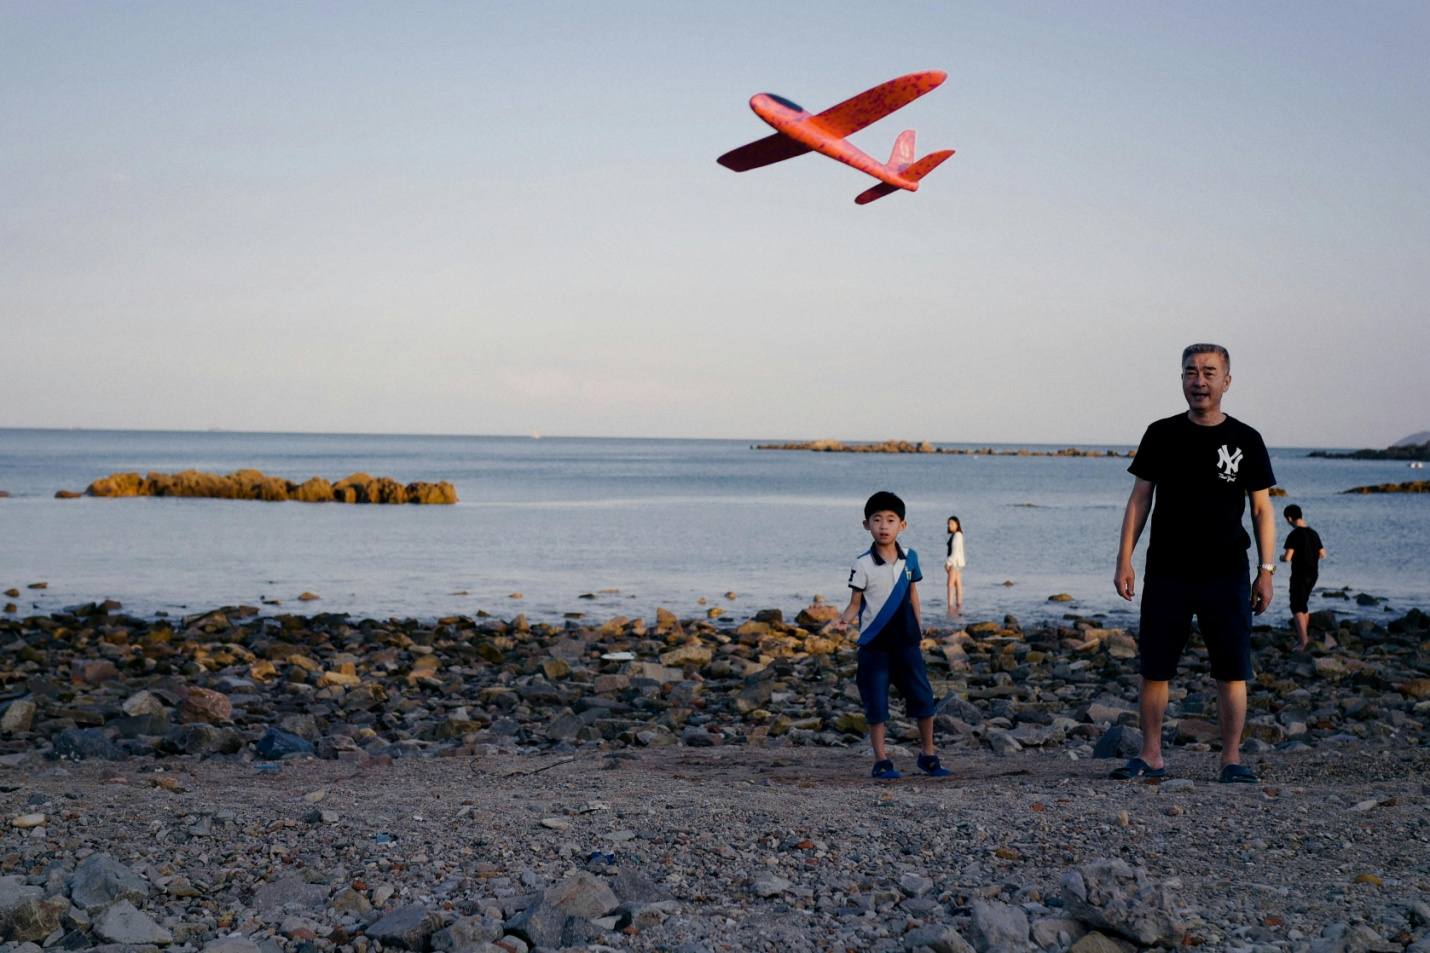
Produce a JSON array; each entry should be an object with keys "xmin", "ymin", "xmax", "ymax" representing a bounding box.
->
[
  {"xmin": 1284, "ymin": 526, "xmax": 1323, "ymax": 575},
  {"xmin": 1129, "ymin": 413, "xmax": 1276, "ymax": 580}
]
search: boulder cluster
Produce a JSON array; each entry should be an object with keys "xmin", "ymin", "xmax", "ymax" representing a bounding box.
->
[
  {"xmin": 1, "ymin": 599, "xmax": 1426, "ymax": 766},
  {"xmin": 72, "ymin": 472, "xmax": 457, "ymax": 505}
]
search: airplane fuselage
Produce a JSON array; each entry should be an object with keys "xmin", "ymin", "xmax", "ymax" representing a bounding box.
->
[{"xmin": 749, "ymin": 94, "xmax": 919, "ymax": 192}]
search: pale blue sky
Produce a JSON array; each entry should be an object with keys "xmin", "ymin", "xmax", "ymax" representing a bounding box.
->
[{"xmin": 2, "ymin": 2, "xmax": 1427, "ymax": 446}]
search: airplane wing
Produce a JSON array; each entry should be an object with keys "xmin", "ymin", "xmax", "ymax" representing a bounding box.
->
[
  {"xmin": 811, "ymin": 70, "xmax": 947, "ymax": 139},
  {"xmin": 717, "ymin": 132, "xmax": 812, "ymax": 172}
]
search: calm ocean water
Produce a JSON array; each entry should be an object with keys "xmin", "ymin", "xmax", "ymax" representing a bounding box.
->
[{"xmin": 1, "ymin": 429, "xmax": 1426, "ymax": 627}]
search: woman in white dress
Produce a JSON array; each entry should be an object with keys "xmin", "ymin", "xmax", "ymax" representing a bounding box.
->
[{"xmin": 944, "ymin": 515, "xmax": 965, "ymax": 613}]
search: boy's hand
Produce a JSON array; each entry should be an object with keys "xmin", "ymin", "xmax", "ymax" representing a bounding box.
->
[{"xmin": 831, "ymin": 619, "xmax": 850, "ymax": 634}]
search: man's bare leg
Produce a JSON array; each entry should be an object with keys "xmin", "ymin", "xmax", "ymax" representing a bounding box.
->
[
  {"xmin": 1137, "ymin": 678, "xmax": 1169, "ymax": 769},
  {"xmin": 1216, "ymin": 679, "xmax": 1247, "ymax": 767},
  {"xmin": 1292, "ymin": 611, "xmax": 1309, "ymax": 651}
]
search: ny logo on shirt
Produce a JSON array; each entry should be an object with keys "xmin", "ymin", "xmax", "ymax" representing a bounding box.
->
[{"xmin": 1217, "ymin": 444, "xmax": 1243, "ymax": 482}]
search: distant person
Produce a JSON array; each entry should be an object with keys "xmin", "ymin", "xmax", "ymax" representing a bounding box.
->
[
  {"xmin": 1112, "ymin": 343, "xmax": 1277, "ymax": 784},
  {"xmin": 945, "ymin": 515, "xmax": 966, "ymax": 614},
  {"xmin": 833, "ymin": 491, "xmax": 952, "ymax": 780},
  {"xmin": 1281, "ymin": 504, "xmax": 1326, "ymax": 651}
]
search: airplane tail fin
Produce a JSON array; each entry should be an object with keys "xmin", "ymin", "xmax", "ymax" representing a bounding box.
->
[
  {"xmin": 855, "ymin": 147, "xmax": 956, "ymax": 205},
  {"xmin": 903, "ymin": 148, "xmax": 955, "ymax": 183},
  {"xmin": 886, "ymin": 130, "xmax": 917, "ymax": 174},
  {"xmin": 854, "ymin": 183, "xmax": 901, "ymax": 205}
]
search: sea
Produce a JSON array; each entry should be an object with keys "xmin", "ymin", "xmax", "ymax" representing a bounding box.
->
[{"xmin": 1, "ymin": 429, "xmax": 1426, "ymax": 628}]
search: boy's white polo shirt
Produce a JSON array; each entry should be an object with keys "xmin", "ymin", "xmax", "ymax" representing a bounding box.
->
[{"xmin": 848, "ymin": 543, "xmax": 923, "ymax": 645}]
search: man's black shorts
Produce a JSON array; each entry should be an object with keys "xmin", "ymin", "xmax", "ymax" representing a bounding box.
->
[
  {"xmin": 1289, "ymin": 571, "xmax": 1317, "ymax": 614},
  {"xmin": 1138, "ymin": 574, "xmax": 1254, "ymax": 681}
]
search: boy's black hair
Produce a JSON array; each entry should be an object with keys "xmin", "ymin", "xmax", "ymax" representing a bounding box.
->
[
  {"xmin": 1284, "ymin": 504, "xmax": 1303, "ymax": 520},
  {"xmin": 864, "ymin": 490, "xmax": 905, "ymax": 520}
]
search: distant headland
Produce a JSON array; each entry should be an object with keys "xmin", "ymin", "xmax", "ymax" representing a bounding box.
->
[
  {"xmin": 1310, "ymin": 432, "xmax": 1430, "ymax": 462},
  {"xmin": 754, "ymin": 439, "xmax": 1130, "ymax": 457},
  {"xmin": 62, "ymin": 469, "xmax": 458, "ymax": 504}
]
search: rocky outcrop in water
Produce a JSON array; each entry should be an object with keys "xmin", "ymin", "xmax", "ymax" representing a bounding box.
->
[
  {"xmin": 1343, "ymin": 480, "xmax": 1430, "ymax": 494},
  {"xmin": 756, "ymin": 440, "xmax": 1130, "ymax": 457},
  {"xmin": 82, "ymin": 470, "xmax": 457, "ymax": 504}
]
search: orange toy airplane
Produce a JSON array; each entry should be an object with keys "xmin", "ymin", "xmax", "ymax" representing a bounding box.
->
[{"xmin": 717, "ymin": 70, "xmax": 954, "ymax": 205}]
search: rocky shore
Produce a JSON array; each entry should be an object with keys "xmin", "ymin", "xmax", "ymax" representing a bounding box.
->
[
  {"xmin": 754, "ymin": 441, "xmax": 1129, "ymax": 458},
  {"xmin": 3, "ymin": 601, "xmax": 1429, "ymax": 953},
  {"xmin": 67, "ymin": 472, "xmax": 457, "ymax": 505}
]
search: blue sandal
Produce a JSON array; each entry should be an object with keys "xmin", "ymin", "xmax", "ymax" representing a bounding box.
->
[
  {"xmin": 871, "ymin": 759, "xmax": 900, "ymax": 780},
  {"xmin": 1109, "ymin": 757, "xmax": 1166, "ymax": 780},
  {"xmin": 1218, "ymin": 763, "xmax": 1260, "ymax": 784},
  {"xmin": 917, "ymin": 754, "xmax": 952, "ymax": 778}
]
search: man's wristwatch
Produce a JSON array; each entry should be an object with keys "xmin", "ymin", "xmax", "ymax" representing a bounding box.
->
[{"xmin": 1257, "ymin": 563, "xmax": 1276, "ymax": 575}]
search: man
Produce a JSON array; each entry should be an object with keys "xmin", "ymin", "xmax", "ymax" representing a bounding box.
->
[
  {"xmin": 1113, "ymin": 344, "xmax": 1277, "ymax": 784},
  {"xmin": 1281, "ymin": 504, "xmax": 1326, "ymax": 651}
]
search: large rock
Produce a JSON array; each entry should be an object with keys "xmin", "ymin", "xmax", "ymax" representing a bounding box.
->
[
  {"xmin": 180, "ymin": 688, "xmax": 233, "ymax": 724},
  {"xmin": 1092, "ymin": 725, "xmax": 1142, "ymax": 760},
  {"xmin": 432, "ymin": 916, "xmax": 502, "ymax": 951},
  {"xmin": 162, "ymin": 724, "xmax": 242, "ymax": 756},
  {"xmin": 796, "ymin": 604, "xmax": 841, "ymax": 627},
  {"xmin": 659, "ymin": 645, "xmax": 712, "ymax": 668},
  {"xmin": 935, "ymin": 694, "xmax": 984, "ymax": 725},
  {"xmin": 365, "ymin": 903, "xmax": 442, "ymax": 950},
  {"xmin": 504, "ymin": 899, "xmax": 568, "ymax": 948},
  {"xmin": 611, "ymin": 869, "xmax": 672, "ymax": 904},
  {"xmin": 1059, "ymin": 859, "xmax": 1180, "ymax": 946},
  {"xmin": 291, "ymin": 477, "xmax": 335, "ymax": 503},
  {"xmin": 545, "ymin": 871, "xmax": 618, "ymax": 919},
  {"xmin": 1, "ymin": 700, "xmax": 37, "ymax": 734},
  {"xmin": 0, "ymin": 876, "xmax": 69, "ymax": 942},
  {"xmin": 93, "ymin": 899, "xmax": 172, "ymax": 945},
  {"xmin": 967, "ymin": 899, "xmax": 1033, "ymax": 952},
  {"xmin": 70, "ymin": 854, "xmax": 150, "ymax": 910},
  {"xmin": 86, "ymin": 473, "xmax": 145, "ymax": 497},
  {"xmin": 255, "ymin": 728, "xmax": 315, "ymax": 759},
  {"xmin": 405, "ymin": 481, "xmax": 458, "ymax": 505},
  {"xmin": 202, "ymin": 939, "xmax": 262, "ymax": 953},
  {"xmin": 121, "ymin": 691, "xmax": 167, "ymax": 717},
  {"xmin": 904, "ymin": 923, "xmax": 976, "ymax": 953},
  {"xmin": 250, "ymin": 877, "xmax": 328, "ymax": 913},
  {"xmin": 51, "ymin": 728, "xmax": 127, "ymax": 762},
  {"xmin": 1031, "ymin": 917, "xmax": 1089, "ymax": 951},
  {"xmin": 1308, "ymin": 925, "xmax": 1402, "ymax": 953}
]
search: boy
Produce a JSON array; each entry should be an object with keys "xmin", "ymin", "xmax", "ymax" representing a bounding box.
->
[
  {"xmin": 1281, "ymin": 504, "xmax": 1326, "ymax": 651},
  {"xmin": 833, "ymin": 491, "xmax": 952, "ymax": 779}
]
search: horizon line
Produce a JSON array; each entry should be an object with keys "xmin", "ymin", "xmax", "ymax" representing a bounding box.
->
[{"xmin": 0, "ymin": 424, "xmax": 1377, "ymax": 454}]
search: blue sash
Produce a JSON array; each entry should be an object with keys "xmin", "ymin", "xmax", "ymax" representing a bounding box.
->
[{"xmin": 858, "ymin": 560, "xmax": 910, "ymax": 645}]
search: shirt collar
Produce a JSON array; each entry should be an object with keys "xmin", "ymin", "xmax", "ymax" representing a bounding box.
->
[{"xmin": 867, "ymin": 542, "xmax": 905, "ymax": 566}]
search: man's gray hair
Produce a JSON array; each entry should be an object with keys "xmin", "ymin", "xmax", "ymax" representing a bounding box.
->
[{"xmin": 1182, "ymin": 343, "xmax": 1230, "ymax": 371}]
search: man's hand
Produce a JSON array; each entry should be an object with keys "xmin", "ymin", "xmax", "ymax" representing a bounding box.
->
[
  {"xmin": 1251, "ymin": 570, "xmax": 1272, "ymax": 616},
  {"xmin": 1115, "ymin": 559, "xmax": 1136, "ymax": 601}
]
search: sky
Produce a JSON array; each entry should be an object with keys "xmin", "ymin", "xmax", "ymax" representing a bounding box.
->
[{"xmin": 2, "ymin": 1, "xmax": 1428, "ymax": 448}]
